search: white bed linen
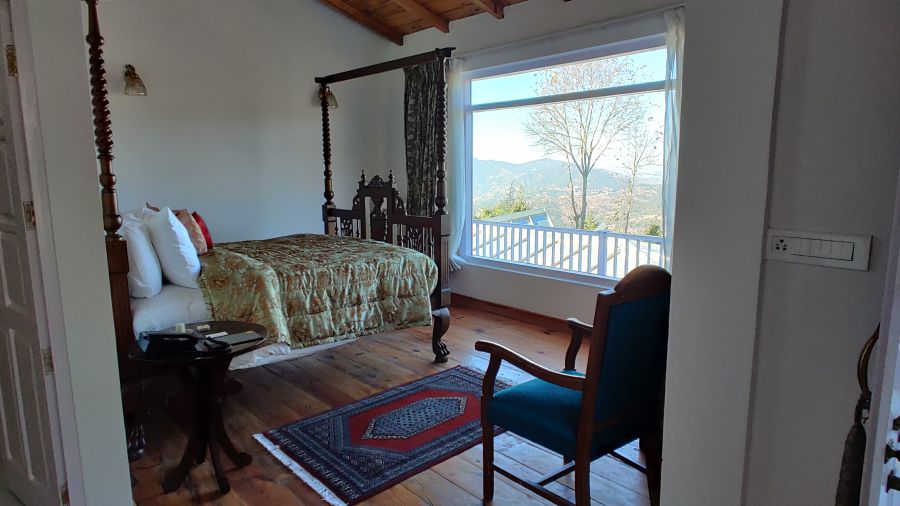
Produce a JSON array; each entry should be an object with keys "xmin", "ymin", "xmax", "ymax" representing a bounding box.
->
[
  {"xmin": 131, "ymin": 284, "xmax": 210, "ymax": 337},
  {"xmin": 131, "ymin": 284, "xmax": 355, "ymax": 370}
]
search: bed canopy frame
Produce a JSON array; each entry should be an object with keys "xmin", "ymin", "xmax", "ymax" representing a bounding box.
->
[{"xmin": 83, "ymin": 0, "xmax": 454, "ymax": 396}]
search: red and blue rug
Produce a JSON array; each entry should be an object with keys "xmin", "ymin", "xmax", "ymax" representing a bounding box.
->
[{"xmin": 254, "ymin": 366, "xmax": 510, "ymax": 505}]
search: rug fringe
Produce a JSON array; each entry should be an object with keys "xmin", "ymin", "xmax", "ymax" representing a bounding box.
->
[{"xmin": 253, "ymin": 433, "xmax": 347, "ymax": 506}]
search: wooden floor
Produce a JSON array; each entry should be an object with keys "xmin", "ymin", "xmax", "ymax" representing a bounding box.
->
[{"xmin": 131, "ymin": 306, "xmax": 652, "ymax": 506}]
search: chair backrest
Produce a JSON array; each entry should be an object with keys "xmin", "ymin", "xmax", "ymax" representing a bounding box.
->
[{"xmin": 581, "ymin": 265, "xmax": 672, "ymax": 430}]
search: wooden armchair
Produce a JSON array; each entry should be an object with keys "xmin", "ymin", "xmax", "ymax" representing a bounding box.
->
[{"xmin": 475, "ymin": 265, "xmax": 671, "ymax": 506}]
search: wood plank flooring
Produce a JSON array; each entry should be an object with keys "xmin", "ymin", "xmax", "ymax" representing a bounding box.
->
[{"xmin": 131, "ymin": 306, "xmax": 652, "ymax": 505}]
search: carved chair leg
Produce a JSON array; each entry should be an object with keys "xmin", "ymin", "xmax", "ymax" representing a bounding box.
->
[
  {"xmin": 431, "ymin": 307, "xmax": 451, "ymax": 363},
  {"xmin": 482, "ymin": 419, "xmax": 495, "ymax": 503},
  {"xmin": 642, "ymin": 433, "xmax": 663, "ymax": 506},
  {"xmin": 575, "ymin": 457, "xmax": 591, "ymax": 506}
]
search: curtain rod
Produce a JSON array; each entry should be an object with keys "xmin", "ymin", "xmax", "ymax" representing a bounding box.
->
[
  {"xmin": 453, "ymin": 3, "xmax": 685, "ymax": 61},
  {"xmin": 315, "ymin": 47, "xmax": 455, "ymax": 85}
]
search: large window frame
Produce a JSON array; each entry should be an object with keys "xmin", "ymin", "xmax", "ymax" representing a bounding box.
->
[{"xmin": 461, "ymin": 34, "xmax": 668, "ymax": 283}]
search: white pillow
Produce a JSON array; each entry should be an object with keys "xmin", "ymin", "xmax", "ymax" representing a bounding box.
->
[
  {"xmin": 121, "ymin": 214, "xmax": 163, "ymax": 298},
  {"xmin": 145, "ymin": 207, "xmax": 201, "ymax": 288}
]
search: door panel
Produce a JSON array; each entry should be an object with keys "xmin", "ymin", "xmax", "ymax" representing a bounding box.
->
[
  {"xmin": 1, "ymin": 229, "xmax": 27, "ymax": 314},
  {"xmin": 0, "ymin": 1, "xmax": 59, "ymax": 504},
  {"xmin": 0, "ymin": 147, "xmax": 13, "ymax": 221}
]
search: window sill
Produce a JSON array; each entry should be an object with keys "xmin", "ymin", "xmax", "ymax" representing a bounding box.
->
[{"xmin": 457, "ymin": 255, "xmax": 619, "ymax": 290}]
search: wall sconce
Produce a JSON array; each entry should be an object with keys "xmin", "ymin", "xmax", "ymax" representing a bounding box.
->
[
  {"xmin": 124, "ymin": 64, "xmax": 147, "ymax": 96},
  {"xmin": 319, "ymin": 86, "xmax": 338, "ymax": 108}
]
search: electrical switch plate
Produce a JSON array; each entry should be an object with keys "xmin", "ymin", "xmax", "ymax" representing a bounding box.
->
[{"xmin": 766, "ymin": 229, "xmax": 871, "ymax": 271}]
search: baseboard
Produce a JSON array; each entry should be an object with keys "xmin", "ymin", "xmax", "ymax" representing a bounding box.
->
[{"xmin": 450, "ymin": 293, "xmax": 570, "ymax": 333}]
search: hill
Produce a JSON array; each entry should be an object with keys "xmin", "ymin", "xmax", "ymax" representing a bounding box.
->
[{"xmin": 473, "ymin": 158, "xmax": 662, "ymax": 232}]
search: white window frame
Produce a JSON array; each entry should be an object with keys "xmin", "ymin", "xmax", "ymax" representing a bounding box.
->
[{"xmin": 461, "ymin": 34, "xmax": 668, "ymax": 284}]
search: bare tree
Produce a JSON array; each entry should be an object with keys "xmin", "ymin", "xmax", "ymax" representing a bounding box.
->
[
  {"xmin": 618, "ymin": 120, "xmax": 661, "ymax": 233},
  {"xmin": 523, "ymin": 58, "xmax": 647, "ymax": 229}
]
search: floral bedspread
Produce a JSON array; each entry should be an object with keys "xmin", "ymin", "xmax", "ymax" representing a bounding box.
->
[{"xmin": 197, "ymin": 234, "xmax": 437, "ymax": 349}]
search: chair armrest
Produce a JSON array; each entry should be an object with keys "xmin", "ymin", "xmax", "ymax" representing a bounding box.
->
[
  {"xmin": 475, "ymin": 340, "xmax": 584, "ymax": 391},
  {"xmin": 564, "ymin": 318, "xmax": 593, "ymax": 371}
]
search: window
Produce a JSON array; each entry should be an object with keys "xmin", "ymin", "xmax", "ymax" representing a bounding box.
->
[{"xmin": 463, "ymin": 40, "xmax": 669, "ymax": 280}]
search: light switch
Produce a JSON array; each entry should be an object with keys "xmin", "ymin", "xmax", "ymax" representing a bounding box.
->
[
  {"xmin": 796, "ymin": 238, "xmax": 810, "ymax": 256},
  {"xmin": 809, "ymin": 239, "xmax": 822, "ymax": 257},
  {"xmin": 767, "ymin": 229, "xmax": 871, "ymax": 271},
  {"xmin": 832, "ymin": 241, "xmax": 854, "ymax": 261}
]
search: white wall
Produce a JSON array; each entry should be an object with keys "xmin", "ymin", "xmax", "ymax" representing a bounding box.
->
[
  {"xmin": 98, "ymin": 0, "xmax": 397, "ymax": 242},
  {"xmin": 387, "ymin": 2, "xmax": 784, "ymax": 505},
  {"xmin": 745, "ymin": 1, "xmax": 900, "ymax": 504},
  {"xmin": 24, "ymin": 0, "xmax": 132, "ymax": 504}
]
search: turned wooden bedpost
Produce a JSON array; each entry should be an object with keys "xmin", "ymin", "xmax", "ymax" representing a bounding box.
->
[
  {"xmin": 431, "ymin": 49, "xmax": 452, "ymax": 363},
  {"xmin": 320, "ymin": 83, "xmax": 337, "ymax": 235},
  {"xmin": 85, "ymin": 0, "xmax": 144, "ymax": 465},
  {"xmin": 434, "ymin": 50, "xmax": 448, "ymax": 217},
  {"xmin": 86, "ymin": 0, "xmax": 121, "ymax": 240}
]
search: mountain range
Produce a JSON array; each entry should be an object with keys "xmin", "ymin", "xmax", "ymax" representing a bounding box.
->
[{"xmin": 473, "ymin": 158, "xmax": 663, "ymax": 232}]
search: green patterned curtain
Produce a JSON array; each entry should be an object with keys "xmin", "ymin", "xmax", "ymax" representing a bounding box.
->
[{"xmin": 404, "ymin": 60, "xmax": 441, "ymax": 217}]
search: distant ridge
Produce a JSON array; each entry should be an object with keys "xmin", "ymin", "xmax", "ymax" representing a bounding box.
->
[{"xmin": 473, "ymin": 158, "xmax": 659, "ymax": 197}]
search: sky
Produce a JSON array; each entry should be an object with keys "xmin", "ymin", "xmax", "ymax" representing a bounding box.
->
[{"xmin": 470, "ymin": 47, "xmax": 667, "ymax": 176}]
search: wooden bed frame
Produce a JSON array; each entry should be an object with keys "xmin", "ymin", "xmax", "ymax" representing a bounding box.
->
[{"xmin": 83, "ymin": 1, "xmax": 453, "ymax": 393}]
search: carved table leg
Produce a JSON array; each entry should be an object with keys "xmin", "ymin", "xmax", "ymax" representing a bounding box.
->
[
  {"xmin": 125, "ymin": 414, "xmax": 146, "ymax": 462},
  {"xmin": 125, "ymin": 414, "xmax": 144, "ymax": 488},
  {"xmin": 162, "ymin": 359, "xmax": 251, "ymax": 495},
  {"xmin": 162, "ymin": 367, "xmax": 206, "ymax": 493},
  {"xmin": 162, "ymin": 404, "xmax": 205, "ymax": 493},
  {"xmin": 432, "ymin": 307, "xmax": 451, "ymax": 363},
  {"xmin": 213, "ymin": 409, "xmax": 252, "ymax": 468}
]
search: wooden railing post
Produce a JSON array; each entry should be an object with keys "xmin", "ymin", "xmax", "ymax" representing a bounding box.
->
[{"xmin": 598, "ymin": 230, "xmax": 608, "ymax": 278}]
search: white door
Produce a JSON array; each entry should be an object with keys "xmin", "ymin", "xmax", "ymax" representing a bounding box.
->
[
  {"xmin": 0, "ymin": 1, "xmax": 62, "ymax": 504},
  {"xmin": 865, "ymin": 172, "xmax": 900, "ymax": 505}
]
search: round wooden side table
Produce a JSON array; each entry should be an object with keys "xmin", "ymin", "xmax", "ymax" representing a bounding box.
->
[{"xmin": 129, "ymin": 321, "xmax": 267, "ymax": 495}]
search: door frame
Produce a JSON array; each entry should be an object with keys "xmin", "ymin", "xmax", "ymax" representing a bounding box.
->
[
  {"xmin": 5, "ymin": 1, "xmax": 85, "ymax": 504},
  {"xmin": 862, "ymin": 160, "xmax": 900, "ymax": 505}
]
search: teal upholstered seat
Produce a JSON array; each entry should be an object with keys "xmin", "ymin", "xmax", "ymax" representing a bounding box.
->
[
  {"xmin": 477, "ymin": 265, "xmax": 671, "ymax": 506},
  {"xmin": 488, "ymin": 370, "xmax": 638, "ymax": 459},
  {"xmin": 488, "ymin": 370, "xmax": 584, "ymax": 457}
]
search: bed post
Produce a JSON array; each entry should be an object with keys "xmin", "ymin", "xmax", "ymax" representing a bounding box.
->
[
  {"xmin": 431, "ymin": 49, "xmax": 452, "ymax": 363},
  {"xmin": 320, "ymin": 83, "xmax": 337, "ymax": 235},
  {"xmin": 85, "ymin": 0, "xmax": 144, "ymax": 464}
]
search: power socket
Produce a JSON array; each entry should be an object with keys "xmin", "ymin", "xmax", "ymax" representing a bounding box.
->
[{"xmin": 767, "ymin": 229, "xmax": 871, "ymax": 271}]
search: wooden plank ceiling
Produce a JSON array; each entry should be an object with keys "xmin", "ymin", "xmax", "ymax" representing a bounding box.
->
[{"xmin": 318, "ymin": 0, "xmax": 568, "ymax": 45}]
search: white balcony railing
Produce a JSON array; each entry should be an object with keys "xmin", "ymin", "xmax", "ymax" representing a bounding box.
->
[{"xmin": 471, "ymin": 219, "xmax": 665, "ymax": 279}]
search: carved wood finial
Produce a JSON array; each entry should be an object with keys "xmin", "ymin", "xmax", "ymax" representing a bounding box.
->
[
  {"xmin": 85, "ymin": 0, "xmax": 122, "ymax": 239},
  {"xmin": 434, "ymin": 55, "xmax": 448, "ymax": 216},
  {"xmin": 388, "ymin": 169, "xmax": 394, "ymax": 184},
  {"xmin": 360, "ymin": 169, "xmax": 366, "ymax": 183},
  {"xmin": 320, "ymin": 83, "xmax": 334, "ymax": 207}
]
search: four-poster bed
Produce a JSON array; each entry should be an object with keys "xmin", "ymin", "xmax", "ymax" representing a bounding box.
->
[{"xmin": 82, "ymin": 0, "xmax": 455, "ymax": 460}]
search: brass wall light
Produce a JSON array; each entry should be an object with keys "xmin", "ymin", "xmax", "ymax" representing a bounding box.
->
[
  {"xmin": 124, "ymin": 64, "xmax": 147, "ymax": 96},
  {"xmin": 319, "ymin": 86, "xmax": 338, "ymax": 108}
]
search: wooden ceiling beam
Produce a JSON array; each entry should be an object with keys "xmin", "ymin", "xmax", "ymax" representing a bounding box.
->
[
  {"xmin": 390, "ymin": 0, "xmax": 450, "ymax": 33},
  {"xmin": 318, "ymin": 0, "xmax": 405, "ymax": 45},
  {"xmin": 469, "ymin": 0, "xmax": 505, "ymax": 19}
]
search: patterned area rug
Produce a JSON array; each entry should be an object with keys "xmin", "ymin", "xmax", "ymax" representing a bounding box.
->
[{"xmin": 254, "ymin": 366, "xmax": 510, "ymax": 505}]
